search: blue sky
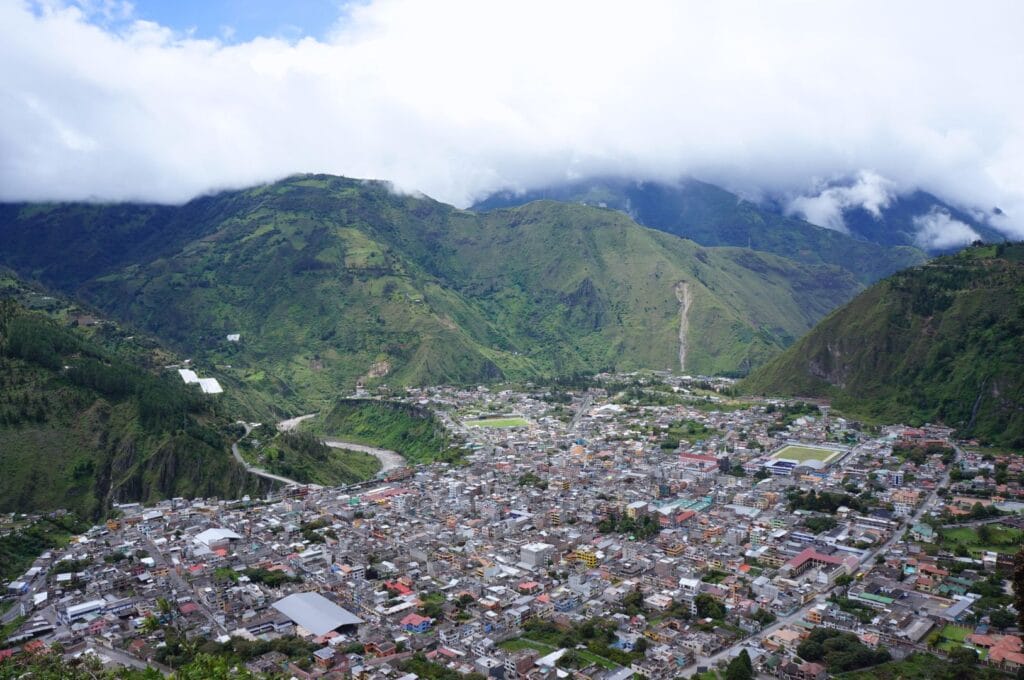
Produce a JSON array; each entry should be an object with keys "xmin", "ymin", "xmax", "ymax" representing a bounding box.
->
[{"xmin": 125, "ymin": 0, "xmax": 350, "ymax": 42}]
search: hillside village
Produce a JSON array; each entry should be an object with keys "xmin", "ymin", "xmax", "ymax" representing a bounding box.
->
[{"xmin": 3, "ymin": 375, "xmax": 1023, "ymax": 679}]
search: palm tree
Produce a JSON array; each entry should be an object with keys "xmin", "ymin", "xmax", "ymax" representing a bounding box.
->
[{"xmin": 140, "ymin": 615, "xmax": 160, "ymax": 635}]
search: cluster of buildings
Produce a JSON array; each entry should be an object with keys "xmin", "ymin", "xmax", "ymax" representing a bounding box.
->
[{"xmin": 1, "ymin": 376, "xmax": 1020, "ymax": 678}]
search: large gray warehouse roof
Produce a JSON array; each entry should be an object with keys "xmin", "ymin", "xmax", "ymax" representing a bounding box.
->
[{"xmin": 272, "ymin": 592, "xmax": 363, "ymax": 636}]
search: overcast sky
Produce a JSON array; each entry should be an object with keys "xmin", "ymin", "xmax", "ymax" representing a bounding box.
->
[{"xmin": 2, "ymin": 0, "xmax": 1022, "ymax": 238}]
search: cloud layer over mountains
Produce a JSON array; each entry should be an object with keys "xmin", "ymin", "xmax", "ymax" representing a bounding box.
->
[{"xmin": 1, "ymin": 0, "xmax": 1022, "ymax": 237}]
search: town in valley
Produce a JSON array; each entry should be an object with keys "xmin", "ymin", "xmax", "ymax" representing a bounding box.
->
[{"xmin": 4, "ymin": 374, "xmax": 1021, "ymax": 679}]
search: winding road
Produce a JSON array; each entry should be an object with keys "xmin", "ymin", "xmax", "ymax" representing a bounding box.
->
[
  {"xmin": 276, "ymin": 413, "xmax": 317, "ymax": 432},
  {"xmin": 231, "ymin": 437, "xmax": 308, "ymax": 487},
  {"xmin": 231, "ymin": 415, "xmax": 407, "ymax": 486},
  {"xmin": 322, "ymin": 439, "xmax": 405, "ymax": 473}
]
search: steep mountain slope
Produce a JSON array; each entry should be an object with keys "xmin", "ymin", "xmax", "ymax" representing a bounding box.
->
[
  {"xmin": 0, "ymin": 175, "xmax": 863, "ymax": 404},
  {"xmin": 742, "ymin": 243, "xmax": 1024, "ymax": 447},
  {"xmin": 0, "ymin": 294, "xmax": 266, "ymax": 518},
  {"xmin": 473, "ymin": 178, "xmax": 926, "ymax": 283}
]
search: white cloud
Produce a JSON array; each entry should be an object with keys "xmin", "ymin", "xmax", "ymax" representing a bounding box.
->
[
  {"xmin": 913, "ymin": 209, "xmax": 982, "ymax": 250},
  {"xmin": 785, "ymin": 171, "xmax": 896, "ymax": 232},
  {"xmin": 0, "ymin": 0, "xmax": 1022, "ymax": 238}
]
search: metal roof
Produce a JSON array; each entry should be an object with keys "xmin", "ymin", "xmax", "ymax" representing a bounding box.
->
[{"xmin": 272, "ymin": 592, "xmax": 363, "ymax": 636}]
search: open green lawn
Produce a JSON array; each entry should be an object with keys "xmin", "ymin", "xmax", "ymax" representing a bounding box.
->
[
  {"xmin": 497, "ymin": 639, "xmax": 619, "ymax": 669},
  {"xmin": 939, "ymin": 525, "xmax": 1024, "ymax": 555},
  {"xmin": 576, "ymin": 650, "xmax": 618, "ymax": 670},
  {"xmin": 498, "ymin": 639, "xmax": 556, "ymax": 653},
  {"xmin": 772, "ymin": 444, "xmax": 839, "ymax": 462},
  {"xmin": 464, "ymin": 417, "xmax": 529, "ymax": 428},
  {"xmin": 939, "ymin": 625, "xmax": 970, "ymax": 642}
]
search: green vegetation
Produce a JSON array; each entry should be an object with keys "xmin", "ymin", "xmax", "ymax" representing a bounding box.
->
[
  {"xmin": 796, "ymin": 628, "xmax": 891, "ymax": 673},
  {"xmin": 893, "ymin": 441, "xmax": 954, "ymax": 465},
  {"xmin": 0, "ymin": 175, "xmax": 869, "ymax": 407},
  {"xmin": 402, "ymin": 654, "xmax": 486, "ymax": 680},
  {"xmin": 764, "ymin": 401, "xmax": 821, "ymax": 434},
  {"xmin": 788, "ymin": 489, "xmax": 867, "ymax": 514},
  {"xmin": 0, "ymin": 513, "xmax": 89, "ymax": 581},
  {"xmin": 596, "ymin": 511, "xmax": 661, "ymax": 539},
  {"xmin": 473, "ymin": 177, "xmax": 927, "ymax": 284},
  {"xmin": 214, "ymin": 565, "xmax": 300, "ymax": 587},
  {"xmin": 520, "ymin": 618, "xmax": 643, "ymax": 668},
  {"xmin": 464, "ymin": 417, "xmax": 529, "ymax": 428},
  {"xmin": 803, "ymin": 515, "xmax": 838, "ymax": 534},
  {"xmin": 744, "ymin": 243, "xmax": 1024, "ymax": 447},
  {"xmin": 498, "ymin": 637, "xmax": 619, "ymax": 671},
  {"xmin": 0, "ymin": 301, "xmax": 263, "ymax": 518},
  {"xmin": 0, "ymin": 615, "xmax": 27, "ymax": 649},
  {"xmin": 828, "ymin": 596, "xmax": 876, "ymax": 624},
  {"xmin": 655, "ymin": 418, "xmax": 716, "ymax": 449},
  {"xmin": 725, "ymin": 649, "xmax": 754, "ymax": 680},
  {"xmin": 939, "ymin": 524, "xmax": 1023, "ymax": 556},
  {"xmin": 498, "ymin": 638, "xmax": 557, "ymax": 653},
  {"xmin": 156, "ymin": 632, "xmax": 317, "ymax": 673},
  {"xmin": 0, "ymin": 649, "xmax": 288, "ymax": 678},
  {"xmin": 838, "ymin": 651, "xmax": 1006, "ymax": 680},
  {"xmin": 695, "ymin": 593, "xmax": 726, "ymax": 620},
  {"xmin": 257, "ymin": 431, "xmax": 380, "ymax": 486},
  {"xmin": 517, "ymin": 472, "xmax": 548, "ymax": 489},
  {"xmin": 313, "ymin": 399, "xmax": 455, "ymax": 464}
]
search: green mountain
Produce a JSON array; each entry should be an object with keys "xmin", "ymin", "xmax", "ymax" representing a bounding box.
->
[
  {"xmin": 473, "ymin": 177, "xmax": 927, "ymax": 282},
  {"xmin": 0, "ymin": 293, "xmax": 266, "ymax": 518},
  {"xmin": 0, "ymin": 175, "xmax": 866, "ymax": 407},
  {"xmin": 742, "ymin": 243, "xmax": 1024, "ymax": 447}
]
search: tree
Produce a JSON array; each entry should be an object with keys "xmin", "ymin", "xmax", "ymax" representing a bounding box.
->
[
  {"xmin": 1014, "ymin": 548, "xmax": 1024, "ymax": 631},
  {"xmin": 978, "ymin": 524, "xmax": 993, "ymax": 543},
  {"xmin": 990, "ymin": 608, "xmax": 1015, "ymax": 630},
  {"xmin": 140, "ymin": 615, "xmax": 160, "ymax": 634},
  {"xmin": 797, "ymin": 639, "xmax": 824, "ymax": 662},
  {"xmin": 725, "ymin": 649, "xmax": 754, "ymax": 680},
  {"xmin": 695, "ymin": 593, "xmax": 725, "ymax": 620},
  {"xmin": 948, "ymin": 647, "xmax": 978, "ymax": 666}
]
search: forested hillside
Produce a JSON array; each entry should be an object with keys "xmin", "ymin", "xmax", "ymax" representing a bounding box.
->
[
  {"xmin": 0, "ymin": 300, "xmax": 263, "ymax": 517},
  {"xmin": 743, "ymin": 243, "xmax": 1024, "ymax": 446}
]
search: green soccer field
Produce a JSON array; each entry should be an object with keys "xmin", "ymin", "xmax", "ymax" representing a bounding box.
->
[
  {"xmin": 772, "ymin": 445, "xmax": 839, "ymax": 462},
  {"xmin": 464, "ymin": 417, "xmax": 529, "ymax": 428}
]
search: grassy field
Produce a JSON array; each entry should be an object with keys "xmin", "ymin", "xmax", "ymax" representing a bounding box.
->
[
  {"xmin": 933, "ymin": 625, "xmax": 987, "ymax": 659},
  {"xmin": 497, "ymin": 639, "xmax": 618, "ymax": 670},
  {"xmin": 464, "ymin": 417, "xmax": 530, "ymax": 428},
  {"xmin": 938, "ymin": 525, "xmax": 1024, "ymax": 555},
  {"xmin": 499, "ymin": 639, "xmax": 556, "ymax": 653},
  {"xmin": 939, "ymin": 625, "xmax": 970, "ymax": 642},
  {"xmin": 772, "ymin": 444, "xmax": 839, "ymax": 463}
]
